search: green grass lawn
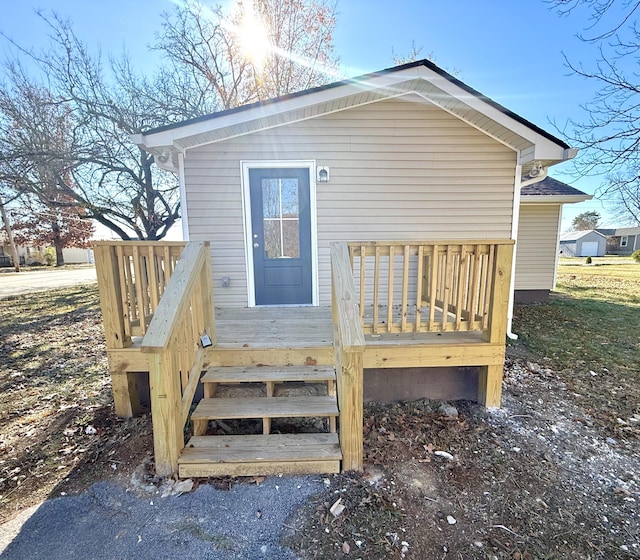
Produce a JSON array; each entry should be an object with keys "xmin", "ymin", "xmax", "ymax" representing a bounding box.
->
[{"xmin": 513, "ymin": 260, "xmax": 639, "ymax": 436}]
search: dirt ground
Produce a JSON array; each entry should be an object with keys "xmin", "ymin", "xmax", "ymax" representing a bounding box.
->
[
  {"xmin": 285, "ymin": 349, "xmax": 639, "ymax": 559},
  {"xmin": 1, "ymin": 285, "xmax": 638, "ymax": 558}
]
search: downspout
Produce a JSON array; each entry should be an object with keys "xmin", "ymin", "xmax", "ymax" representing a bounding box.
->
[
  {"xmin": 507, "ymin": 163, "xmax": 548, "ymax": 340},
  {"xmin": 178, "ymin": 152, "xmax": 190, "ymax": 241}
]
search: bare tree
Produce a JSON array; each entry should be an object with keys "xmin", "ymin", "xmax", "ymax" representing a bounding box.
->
[
  {"xmin": 0, "ymin": 14, "xmax": 181, "ymax": 240},
  {"xmin": 1, "ymin": 1, "xmax": 339, "ymax": 241},
  {"xmin": 155, "ymin": 0, "xmax": 339, "ymax": 110},
  {"xmin": 550, "ymin": 0, "xmax": 640, "ymax": 225},
  {"xmin": 0, "ymin": 189, "xmax": 20, "ymax": 272}
]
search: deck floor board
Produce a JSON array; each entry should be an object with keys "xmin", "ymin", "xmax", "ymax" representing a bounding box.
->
[{"xmin": 215, "ymin": 306, "xmax": 486, "ymax": 349}]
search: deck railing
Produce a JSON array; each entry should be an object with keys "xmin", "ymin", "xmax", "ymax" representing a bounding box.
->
[
  {"xmin": 140, "ymin": 242, "xmax": 215, "ymax": 477},
  {"xmin": 348, "ymin": 240, "xmax": 514, "ymax": 337},
  {"xmin": 330, "ymin": 242, "xmax": 366, "ymax": 471},
  {"xmin": 93, "ymin": 241, "xmax": 186, "ymax": 346}
]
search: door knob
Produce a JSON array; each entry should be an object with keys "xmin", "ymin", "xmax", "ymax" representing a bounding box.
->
[{"xmin": 253, "ymin": 242, "xmax": 260, "ymax": 249}]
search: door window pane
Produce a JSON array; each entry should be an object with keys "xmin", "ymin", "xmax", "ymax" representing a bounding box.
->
[{"xmin": 262, "ymin": 177, "xmax": 300, "ymax": 259}]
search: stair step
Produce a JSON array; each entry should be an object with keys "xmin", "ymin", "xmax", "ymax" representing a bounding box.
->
[
  {"xmin": 178, "ymin": 433, "xmax": 341, "ymax": 477},
  {"xmin": 201, "ymin": 365, "xmax": 335, "ymax": 384},
  {"xmin": 191, "ymin": 396, "xmax": 339, "ymax": 421}
]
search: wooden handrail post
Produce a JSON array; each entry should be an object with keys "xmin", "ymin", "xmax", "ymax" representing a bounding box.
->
[
  {"xmin": 94, "ymin": 243, "xmax": 129, "ymax": 349},
  {"xmin": 479, "ymin": 242, "xmax": 514, "ymax": 407},
  {"xmin": 482, "ymin": 243, "xmax": 513, "ymax": 344},
  {"xmin": 335, "ymin": 344, "xmax": 364, "ymax": 471},
  {"xmin": 148, "ymin": 345, "xmax": 184, "ymax": 478},
  {"xmin": 331, "ymin": 242, "xmax": 366, "ymax": 472},
  {"xmin": 94, "ymin": 243, "xmax": 142, "ymax": 418}
]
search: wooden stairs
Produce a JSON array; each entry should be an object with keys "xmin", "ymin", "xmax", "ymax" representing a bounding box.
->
[{"xmin": 178, "ymin": 365, "xmax": 342, "ymax": 477}]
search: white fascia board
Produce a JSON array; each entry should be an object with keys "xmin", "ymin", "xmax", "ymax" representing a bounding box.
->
[
  {"xmin": 520, "ymin": 195, "xmax": 593, "ymax": 204},
  {"xmin": 135, "ymin": 65, "xmax": 573, "ymax": 161},
  {"xmin": 412, "ymin": 66, "xmax": 572, "ymax": 160},
  {"xmin": 136, "ymin": 74, "xmax": 411, "ymax": 149}
]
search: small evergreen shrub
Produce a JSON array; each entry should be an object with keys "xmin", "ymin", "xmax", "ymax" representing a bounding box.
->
[
  {"xmin": 44, "ymin": 247, "xmax": 56, "ymax": 266},
  {"xmin": 585, "ymin": 256, "xmax": 592, "ymax": 265},
  {"xmin": 632, "ymin": 249, "xmax": 640, "ymax": 263}
]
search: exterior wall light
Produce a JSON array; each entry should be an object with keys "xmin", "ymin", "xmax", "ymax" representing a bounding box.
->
[{"xmin": 317, "ymin": 166, "xmax": 330, "ymax": 182}]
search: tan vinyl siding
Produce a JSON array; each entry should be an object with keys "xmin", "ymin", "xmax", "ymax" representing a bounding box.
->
[
  {"xmin": 184, "ymin": 97, "xmax": 517, "ymax": 307},
  {"xmin": 515, "ymin": 204, "xmax": 561, "ymax": 291}
]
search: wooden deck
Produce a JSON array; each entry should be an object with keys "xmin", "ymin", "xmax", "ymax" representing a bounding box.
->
[
  {"xmin": 213, "ymin": 306, "xmax": 502, "ymax": 370},
  {"xmin": 94, "ymin": 239, "xmax": 513, "ymax": 478}
]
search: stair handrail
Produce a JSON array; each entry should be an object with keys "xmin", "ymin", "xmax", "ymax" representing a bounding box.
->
[
  {"xmin": 140, "ymin": 241, "xmax": 215, "ymax": 477},
  {"xmin": 330, "ymin": 242, "xmax": 365, "ymax": 471}
]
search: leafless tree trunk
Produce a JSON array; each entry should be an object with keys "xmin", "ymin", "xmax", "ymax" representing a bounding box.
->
[{"xmin": 0, "ymin": 195, "xmax": 20, "ymax": 272}]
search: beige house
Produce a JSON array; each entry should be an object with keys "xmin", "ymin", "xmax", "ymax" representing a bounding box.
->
[
  {"xmin": 517, "ymin": 177, "xmax": 591, "ymax": 302},
  {"xmin": 135, "ymin": 60, "xmax": 583, "ymax": 327},
  {"xmin": 91, "ymin": 60, "xmax": 595, "ymax": 477}
]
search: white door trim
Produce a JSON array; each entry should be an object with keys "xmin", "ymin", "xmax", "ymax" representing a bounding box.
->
[{"xmin": 240, "ymin": 160, "xmax": 319, "ymax": 307}]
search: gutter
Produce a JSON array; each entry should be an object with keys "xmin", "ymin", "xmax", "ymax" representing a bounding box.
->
[{"xmin": 506, "ymin": 165, "xmax": 549, "ymax": 341}]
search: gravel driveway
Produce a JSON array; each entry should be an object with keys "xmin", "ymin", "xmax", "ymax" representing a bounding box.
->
[
  {"xmin": 1, "ymin": 477, "xmax": 321, "ymax": 560},
  {"xmin": 0, "ymin": 266, "xmax": 97, "ymax": 298}
]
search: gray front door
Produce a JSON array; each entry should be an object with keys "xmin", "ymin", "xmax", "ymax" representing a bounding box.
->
[{"xmin": 249, "ymin": 168, "xmax": 312, "ymax": 305}]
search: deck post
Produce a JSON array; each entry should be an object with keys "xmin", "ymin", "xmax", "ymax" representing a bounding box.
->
[
  {"xmin": 335, "ymin": 345, "xmax": 364, "ymax": 471},
  {"xmin": 93, "ymin": 243, "xmax": 142, "ymax": 417},
  {"xmin": 479, "ymin": 242, "xmax": 514, "ymax": 407},
  {"xmin": 331, "ymin": 242, "xmax": 366, "ymax": 472},
  {"xmin": 148, "ymin": 347, "xmax": 184, "ymax": 478}
]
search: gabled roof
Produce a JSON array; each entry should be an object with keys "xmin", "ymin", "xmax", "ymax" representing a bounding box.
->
[
  {"xmin": 133, "ymin": 59, "xmax": 577, "ymax": 173},
  {"xmin": 611, "ymin": 226, "xmax": 640, "ymax": 236},
  {"xmin": 520, "ymin": 176, "xmax": 592, "ymax": 204},
  {"xmin": 559, "ymin": 229, "xmax": 606, "ymax": 242}
]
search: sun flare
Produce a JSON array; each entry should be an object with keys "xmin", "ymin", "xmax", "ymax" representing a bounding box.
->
[{"xmin": 237, "ymin": 2, "xmax": 270, "ymax": 70}]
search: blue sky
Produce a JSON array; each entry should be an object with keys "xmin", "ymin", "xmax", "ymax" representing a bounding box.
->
[{"xmin": 0, "ymin": 0, "xmax": 626, "ymax": 229}]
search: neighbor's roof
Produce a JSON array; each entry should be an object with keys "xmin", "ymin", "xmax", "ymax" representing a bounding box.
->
[
  {"xmin": 612, "ymin": 226, "xmax": 640, "ymax": 236},
  {"xmin": 559, "ymin": 229, "xmax": 606, "ymax": 242},
  {"xmin": 520, "ymin": 176, "xmax": 591, "ymax": 204},
  {"xmin": 133, "ymin": 59, "xmax": 577, "ymax": 173}
]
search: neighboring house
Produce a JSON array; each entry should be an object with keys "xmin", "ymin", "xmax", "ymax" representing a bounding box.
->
[
  {"xmin": 597, "ymin": 226, "xmax": 640, "ymax": 255},
  {"xmin": 134, "ymin": 60, "xmax": 580, "ymax": 319},
  {"xmin": 0, "ymin": 245, "xmax": 12, "ymax": 267},
  {"xmin": 516, "ymin": 177, "xmax": 591, "ymax": 302},
  {"xmin": 0, "ymin": 242, "xmax": 93, "ymax": 266},
  {"xmin": 559, "ymin": 230, "xmax": 607, "ymax": 257}
]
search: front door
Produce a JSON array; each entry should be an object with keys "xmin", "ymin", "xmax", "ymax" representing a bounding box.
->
[{"xmin": 249, "ymin": 168, "xmax": 313, "ymax": 305}]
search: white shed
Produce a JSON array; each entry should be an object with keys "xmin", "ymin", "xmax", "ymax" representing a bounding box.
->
[{"xmin": 559, "ymin": 230, "xmax": 607, "ymax": 257}]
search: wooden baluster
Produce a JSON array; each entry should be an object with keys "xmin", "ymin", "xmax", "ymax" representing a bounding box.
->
[
  {"xmin": 429, "ymin": 245, "xmax": 438, "ymax": 330},
  {"xmin": 359, "ymin": 246, "xmax": 366, "ymax": 328},
  {"xmin": 469, "ymin": 245, "xmax": 481, "ymax": 326},
  {"xmin": 132, "ymin": 246, "xmax": 148, "ymax": 334},
  {"xmin": 387, "ymin": 246, "xmax": 394, "ymax": 332},
  {"xmin": 401, "ymin": 245, "xmax": 410, "ymax": 332},
  {"xmin": 373, "ymin": 246, "xmax": 380, "ymax": 334},
  {"xmin": 415, "ymin": 245, "xmax": 424, "ymax": 332},
  {"xmin": 116, "ymin": 245, "xmax": 132, "ymax": 340},
  {"xmin": 455, "ymin": 245, "xmax": 469, "ymax": 331},
  {"xmin": 442, "ymin": 245, "xmax": 453, "ymax": 330},
  {"xmin": 148, "ymin": 245, "xmax": 160, "ymax": 313},
  {"xmin": 483, "ymin": 246, "xmax": 495, "ymax": 329}
]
